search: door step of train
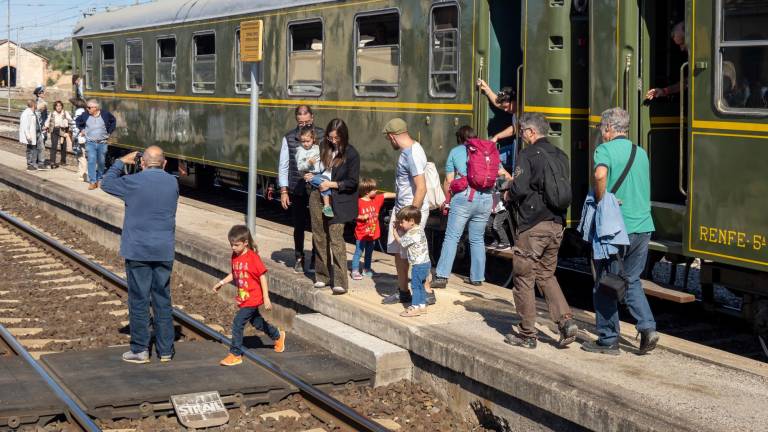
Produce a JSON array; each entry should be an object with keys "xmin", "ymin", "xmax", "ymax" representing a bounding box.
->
[{"xmin": 0, "ymin": 357, "xmax": 65, "ymax": 429}]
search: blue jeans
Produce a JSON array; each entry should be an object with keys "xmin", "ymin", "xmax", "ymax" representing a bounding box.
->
[
  {"xmin": 411, "ymin": 263, "xmax": 431, "ymax": 306},
  {"xmin": 230, "ymin": 307, "xmax": 280, "ymax": 356},
  {"xmin": 310, "ymin": 174, "xmax": 332, "ymax": 197},
  {"xmin": 435, "ymin": 190, "xmax": 493, "ymax": 282},
  {"xmin": 351, "ymin": 240, "xmax": 375, "ymax": 272},
  {"xmin": 592, "ymin": 232, "xmax": 656, "ymax": 345},
  {"xmin": 125, "ymin": 260, "xmax": 175, "ymax": 357},
  {"xmin": 86, "ymin": 141, "xmax": 108, "ymax": 184}
]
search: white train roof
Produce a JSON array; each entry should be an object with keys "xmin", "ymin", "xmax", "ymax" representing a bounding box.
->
[{"xmin": 73, "ymin": 0, "xmax": 338, "ymax": 38}]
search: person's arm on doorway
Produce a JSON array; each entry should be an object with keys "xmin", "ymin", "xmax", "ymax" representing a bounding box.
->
[{"xmin": 477, "ymin": 79, "xmax": 504, "ymax": 110}]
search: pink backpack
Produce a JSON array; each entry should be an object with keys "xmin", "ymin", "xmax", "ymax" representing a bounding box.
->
[{"xmin": 465, "ymin": 138, "xmax": 500, "ymax": 191}]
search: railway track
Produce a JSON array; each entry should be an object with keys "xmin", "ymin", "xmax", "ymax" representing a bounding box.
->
[{"xmin": 0, "ymin": 209, "xmax": 388, "ymax": 431}]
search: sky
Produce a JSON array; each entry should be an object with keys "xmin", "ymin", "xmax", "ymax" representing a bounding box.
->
[{"xmin": 1, "ymin": 0, "xmax": 154, "ymax": 44}]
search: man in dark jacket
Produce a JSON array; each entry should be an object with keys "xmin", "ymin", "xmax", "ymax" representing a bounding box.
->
[
  {"xmin": 101, "ymin": 146, "xmax": 179, "ymax": 364},
  {"xmin": 505, "ymin": 113, "xmax": 577, "ymax": 349},
  {"xmin": 75, "ymin": 99, "xmax": 116, "ymax": 190},
  {"xmin": 277, "ymin": 105, "xmax": 323, "ymax": 273}
]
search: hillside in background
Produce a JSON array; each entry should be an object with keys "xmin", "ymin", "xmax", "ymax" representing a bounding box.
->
[{"xmin": 27, "ymin": 38, "xmax": 72, "ymax": 73}]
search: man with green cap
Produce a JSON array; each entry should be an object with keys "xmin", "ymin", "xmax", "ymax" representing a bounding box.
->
[{"xmin": 381, "ymin": 118, "xmax": 435, "ymax": 306}]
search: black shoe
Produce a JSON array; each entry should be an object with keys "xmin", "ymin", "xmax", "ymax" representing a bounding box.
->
[
  {"xmin": 26, "ymin": 165, "xmax": 37, "ymax": 171},
  {"xmin": 487, "ymin": 241, "xmax": 499, "ymax": 249},
  {"xmin": 495, "ymin": 243, "xmax": 512, "ymax": 251},
  {"xmin": 504, "ymin": 334, "xmax": 537, "ymax": 349},
  {"xmin": 431, "ymin": 276, "xmax": 448, "ymax": 288},
  {"xmin": 462, "ymin": 277, "xmax": 482, "ymax": 286},
  {"xmin": 557, "ymin": 319, "xmax": 578, "ymax": 347},
  {"xmin": 293, "ymin": 258, "xmax": 304, "ymax": 274},
  {"xmin": 581, "ymin": 340, "xmax": 620, "ymax": 355},
  {"xmin": 37, "ymin": 165, "xmax": 49, "ymax": 171},
  {"xmin": 382, "ymin": 291, "xmax": 411, "ymax": 305},
  {"xmin": 638, "ymin": 330, "xmax": 659, "ymax": 354},
  {"xmin": 426, "ymin": 291, "xmax": 436, "ymax": 305}
]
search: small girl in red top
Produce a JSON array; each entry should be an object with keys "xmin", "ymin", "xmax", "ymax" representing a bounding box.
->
[
  {"xmin": 213, "ymin": 225, "xmax": 285, "ymax": 366},
  {"xmin": 351, "ymin": 178, "xmax": 395, "ymax": 280}
]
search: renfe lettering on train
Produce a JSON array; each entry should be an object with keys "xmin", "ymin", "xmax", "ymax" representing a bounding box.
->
[
  {"xmin": 698, "ymin": 225, "xmax": 768, "ymax": 252},
  {"xmin": 171, "ymin": 391, "xmax": 229, "ymax": 428}
]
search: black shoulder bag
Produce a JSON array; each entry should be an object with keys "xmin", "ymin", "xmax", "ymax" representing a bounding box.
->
[{"xmin": 596, "ymin": 144, "xmax": 637, "ymax": 301}]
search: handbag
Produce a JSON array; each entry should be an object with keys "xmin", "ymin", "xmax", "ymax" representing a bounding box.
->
[
  {"xmin": 449, "ymin": 176, "xmax": 468, "ymax": 194},
  {"xmin": 594, "ymin": 143, "xmax": 638, "ymax": 301},
  {"xmin": 597, "ymin": 254, "xmax": 628, "ymax": 300}
]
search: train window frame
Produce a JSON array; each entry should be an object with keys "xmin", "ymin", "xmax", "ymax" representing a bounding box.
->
[
  {"xmin": 235, "ymin": 27, "xmax": 263, "ymax": 95},
  {"xmin": 428, "ymin": 2, "xmax": 460, "ymax": 99},
  {"xmin": 84, "ymin": 43, "xmax": 93, "ymax": 90},
  {"xmin": 125, "ymin": 39, "xmax": 143, "ymax": 92},
  {"xmin": 156, "ymin": 35, "xmax": 177, "ymax": 93},
  {"xmin": 353, "ymin": 8, "xmax": 401, "ymax": 98},
  {"xmin": 100, "ymin": 41, "xmax": 116, "ymax": 91},
  {"xmin": 192, "ymin": 30, "xmax": 217, "ymax": 94},
  {"xmin": 286, "ymin": 18, "xmax": 324, "ymax": 97},
  {"xmin": 714, "ymin": 0, "xmax": 768, "ymax": 116}
]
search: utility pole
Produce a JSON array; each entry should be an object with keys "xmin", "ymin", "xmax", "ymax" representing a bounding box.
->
[{"xmin": 7, "ymin": 0, "xmax": 11, "ymax": 111}]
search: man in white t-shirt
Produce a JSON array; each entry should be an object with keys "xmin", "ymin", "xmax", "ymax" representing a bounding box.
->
[{"xmin": 382, "ymin": 118, "xmax": 433, "ymax": 305}]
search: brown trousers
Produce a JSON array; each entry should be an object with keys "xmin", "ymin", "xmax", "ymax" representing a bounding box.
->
[
  {"xmin": 309, "ymin": 190, "xmax": 348, "ymax": 290},
  {"xmin": 512, "ymin": 220, "xmax": 572, "ymax": 338}
]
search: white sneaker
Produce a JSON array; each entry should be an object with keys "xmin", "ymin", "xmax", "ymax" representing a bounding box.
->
[{"xmin": 313, "ymin": 281, "xmax": 327, "ymax": 288}]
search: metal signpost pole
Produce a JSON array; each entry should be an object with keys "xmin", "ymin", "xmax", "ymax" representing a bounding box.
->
[
  {"xmin": 7, "ymin": 0, "xmax": 11, "ymax": 111},
  {"xmin": 246, "ymin": 64, "xmax": 259, "ymax": 234}
]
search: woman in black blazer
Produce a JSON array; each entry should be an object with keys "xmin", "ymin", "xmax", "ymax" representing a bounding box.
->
[{"xmin": 304, "ymin": 118, "xmax": 359, "ymax": 294}]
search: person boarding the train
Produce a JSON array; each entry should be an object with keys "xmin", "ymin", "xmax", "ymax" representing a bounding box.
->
[
  {"xmin": 504, "ymin": 113, "xmax": 578, "ymax": 349},
  {"xmin": 278, "ymin": 105, "xmax": 324, "ymax": 273},
  {"xmin": 582, "ymin": 107, "xmax": 658, "ymax": 355}
]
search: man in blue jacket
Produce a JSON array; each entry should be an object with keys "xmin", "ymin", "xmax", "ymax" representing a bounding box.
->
[
  {"xmin": 101, "ymin": 146, "xmax": 179, "ymax": 364},
  {"xmin": 75, "ymin": 99, "xmax": 116, "ymax": 190}
]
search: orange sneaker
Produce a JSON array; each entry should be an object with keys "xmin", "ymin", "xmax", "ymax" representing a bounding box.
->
[
  {"xmin": 274, "ymin": 329, "xmax": 286, "ymax": 353},
  {"xmin": 219, "ymin": 353, "xmax": 242, "ymax": 366}
]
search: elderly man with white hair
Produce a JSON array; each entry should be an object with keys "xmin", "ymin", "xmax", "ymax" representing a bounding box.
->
[
  {"xmin": 75, "ymin": 98, "xmax": 116, "ymax": 190},
  {"xmin": 583, "ymin": 107, "xmax": 658, "ymax": 356}
]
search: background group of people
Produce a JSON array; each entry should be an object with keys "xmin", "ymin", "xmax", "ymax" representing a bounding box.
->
[{"xmin": 19, "ymin": 77, "xmax": 116, "ymax": 190}]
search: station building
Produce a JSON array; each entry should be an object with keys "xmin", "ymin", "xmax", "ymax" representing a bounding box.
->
[{"xmin": 0, "ymin": 40, "xmax": 48, "ymax": 89}]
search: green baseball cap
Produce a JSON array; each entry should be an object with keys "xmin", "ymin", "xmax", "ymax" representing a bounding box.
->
[{"xmin": 382, "ymin": 118, "xmax": 408, "ymax": 135}]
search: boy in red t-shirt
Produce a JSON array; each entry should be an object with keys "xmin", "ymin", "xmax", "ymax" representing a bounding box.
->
[
  {"xmin": 351, "ymin": 178, "xmax": 395, "ymax": 280},
  {"xmin": 214, "ymin": 225, "xmax": 286, "ymax": 366}
]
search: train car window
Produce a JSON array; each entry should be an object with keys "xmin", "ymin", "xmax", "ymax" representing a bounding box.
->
[
  {"xmin": 156, "ymin": 37, "xmax": 176, "ymax": 92},
  {"xmin": 193, "ymin": 32, "xmax": 216, "ymax": 94},
  {"xmin": 84, "ymin": 44, "xmax": 93, "ymax": 90},
  {"xmin": 716, "ymin": 0, "xmax": 768, "ymax": 113},
  {"xmin": 235, "ymin": 29, "xmax": 263, "ymax": 94},
  {"xmin": 355, "ymin": 11, "xmax": 400, "ymax": 97},
  {"xmin": 126, "ymin": 39, "xmax": 143, "ymax": 91},
  {"xmin": 429, "ymin": 4, "xmax": 459, "ymax": 98},
  {"xmin": 100, "ymin": 43, "xmax": 115, "ymax": 90},
  {"xmin": 287, "ymin": 20, "xmax": 323, "ymax": 96}
]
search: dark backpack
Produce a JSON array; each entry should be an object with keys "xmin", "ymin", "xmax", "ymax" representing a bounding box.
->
[{"xmin": 538, "ymin": 148, "xmax": 572, "ymax": 212}]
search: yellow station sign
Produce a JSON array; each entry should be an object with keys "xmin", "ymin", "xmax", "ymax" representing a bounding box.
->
[{"xmin": 240, "ymin": 20, "xmax": 264, "ymax": 62}]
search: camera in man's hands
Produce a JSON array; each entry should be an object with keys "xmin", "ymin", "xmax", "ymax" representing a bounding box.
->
[{"xmin": 134, "ymin": 151, "xmax": 143, "ymax": 165}]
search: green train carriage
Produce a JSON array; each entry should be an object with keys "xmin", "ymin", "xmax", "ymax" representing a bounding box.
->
[
  {"xmin": 524, "ymin": 0, "xmax": 768, "ymax": 323},
  {"xmin": 72, "ymin": 0, "xmax": 522, "ymax": 193}
]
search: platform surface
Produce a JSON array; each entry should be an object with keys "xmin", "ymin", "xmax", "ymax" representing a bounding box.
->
[
  {"xmin": 0, "ymin": 356, "xmax": 65, "ymax": 424},
  {"xmin": 2, "ymin": 149, "xmax": 768, "ymax": 432}
]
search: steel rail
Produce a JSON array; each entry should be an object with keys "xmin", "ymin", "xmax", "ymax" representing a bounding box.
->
[
  {"xmin": 0, "ymin": 324, "xmax": 102, "ymax": 432},
  {"xmin": 0, "ymin": 209, "xmax": 388, "ymax": 432}
]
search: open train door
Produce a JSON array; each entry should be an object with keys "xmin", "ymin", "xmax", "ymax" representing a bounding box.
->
[
  {"xmin": 589, "ymin": 1, "xmax": 689, "ymax": 259},
  {"xmin": 522, "ymin": 0, "xmax": 589, "ymax": 234}
]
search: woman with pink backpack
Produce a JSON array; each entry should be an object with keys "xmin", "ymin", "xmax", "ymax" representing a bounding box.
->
[{"xmin": 431, "ymin": 126, "xmax": 512, "ymax": 288}]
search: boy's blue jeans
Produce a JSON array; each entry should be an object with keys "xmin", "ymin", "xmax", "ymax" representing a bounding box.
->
[
  {"xmin": 230, "ymin": 306, "xmax": 280, "ymax": 356},
  {"xmin": 592, "ymin": 232, "xmax": 656, "ymax": 345},
  {"xmin": 310, "ymin": 174, "xmax": 332, "ymax": 197},
  {"xmin": 410, "ymin": 262, "xmax": 431, "ymax": 306},
  {"xmin": 351, "ymin": 240, "xmax": 375, "ymax": 272}
]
